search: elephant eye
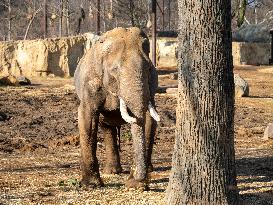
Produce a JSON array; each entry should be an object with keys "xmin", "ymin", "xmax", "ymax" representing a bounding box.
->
[{"xmin": 110, "ymin": 66, "xmax": 119, "ymax": 74}]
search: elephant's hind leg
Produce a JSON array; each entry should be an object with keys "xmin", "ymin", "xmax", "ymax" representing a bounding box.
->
[
  {"xmin": 78, "ymin": 104, "xmax": 103, "ymax": 188},
  {"xmin": 101, "ymin": 123, "xmax": 122, "ymax": 174}
]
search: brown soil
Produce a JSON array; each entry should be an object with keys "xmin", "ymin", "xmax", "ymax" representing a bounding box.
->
[{"xmin": 0, "ymin": 66, "xmax": 273, "ymax": 204}]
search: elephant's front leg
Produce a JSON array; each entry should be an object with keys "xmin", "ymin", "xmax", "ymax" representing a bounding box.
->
[
  {"xmin": 101, "ymin": 123, "xmax": 122, "ymax": 174},
  {"xmin": 145, "ymin": 111, "xmax": 157, "ymax": 172},
  {"xmin": 78, "ymin": 103, "xmax": 103, "ymax": 187},
  {"xmin": 126, "ymin": 122, "xmax": 148, "ymax": 190}
]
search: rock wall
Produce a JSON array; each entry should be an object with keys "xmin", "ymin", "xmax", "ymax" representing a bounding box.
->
[
  {"xmin": 155, "ymin": 38, "xmax": 271, "ymax": 67},
  {"xmin": 0, "ymin": 35, "xmax": 270, "ymax": 79},
  {"xmin": 0, "ymin": 33, "xmax": 98, "ymax": 78},
  {"xmin": 232, "ymin": 42, "xmax": 271, "ymax": 65}
]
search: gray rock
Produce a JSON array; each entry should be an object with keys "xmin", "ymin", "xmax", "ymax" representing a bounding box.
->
[
  {"xmin": 234, "ymin": 74, "xmax": 249, "ymax": 97},
  {"xmin": 263, "ymin": 123, "xmax": 273, "ymax": 140},
  {"xmin": 16, "ymin": 76, "xmax": 31, "ymax": 85},
  {"xmin": 233, "ymin": 24, "xmax": 271, "ymax": 43},
  {"xmin": 169, "ymin": 72, "xmax": 178, "ymax": 80}
]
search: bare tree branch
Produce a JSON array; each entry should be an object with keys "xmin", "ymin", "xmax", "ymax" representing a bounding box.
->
[
  {"xmin": 24, "ymin": 7, "xmax": 42, "ymax": 40},
  {"xmin": 0, "ymin": 1, "xmax": 8, "ymax": 8}
]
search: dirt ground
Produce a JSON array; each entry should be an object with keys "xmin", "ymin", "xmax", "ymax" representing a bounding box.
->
[{"xmin": 0, "ymin": 66, "xmax": 273, "ymax": 205}]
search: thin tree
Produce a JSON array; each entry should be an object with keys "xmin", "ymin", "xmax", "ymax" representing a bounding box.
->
[
  {"xmin": 24, "ymin": 6, "xmax": 42, "ymax": 40},
  {"xmin": 165, "ymin": 0, "xmax": 240, "ymax": 204},
  {"xmin": 7, "ymin": 0, "xmax": 11, "ymax": 40},
  {"xmin": 43, "ymin": 0, "xmax": 48, "ymax": 38},
  {"xmin": 0, "ymin": 0, "xmax": 11, "ymax": 40},
  {"xmin": 65, "ymin": 0, "xmax": 70, "ymax": 36},
  {"xmin": 76, "ymin": 5, "xmax": 85, "ymax": 34},
  {"xmin": 59, "ymin": 0, "xmax": 63, "ymax": 37}
]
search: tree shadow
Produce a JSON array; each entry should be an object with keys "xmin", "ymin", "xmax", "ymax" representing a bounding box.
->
[
  {"xmin": 153, "ymin": 166, "xmax": 172, "ymax": 172},
  {"xmin": 150, "ymin": 177, "xmax": 169, "ymax": 184},
  {"xmin": 0, "ymin": 163, "xmax": 79, "ymax": 173},
  {"xmin": 105, "ymin": 182, "xmax": 124, "ymax": 189},
  {"xmin": 158, "ymin": 69, "xmax": 176, "ymax": 75},
  {"xmin": 149, "ymin": 187, "xmax": 166, "ymax": 193},
  {"xmin": 236, "ymin": 156, "xmax": 273, "ymax": 203},
  {"xmin": 236, "ymin": 157, "xmax": 273, "ymax": 177},
  {"xmin": 248, "ymin": 96, "xmax": 273, "ymax": 99}
]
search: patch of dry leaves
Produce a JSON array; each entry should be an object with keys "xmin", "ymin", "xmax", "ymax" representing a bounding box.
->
[{"xmin": 1, "ymin": 66, "xmax": 273, "ymax": 204}]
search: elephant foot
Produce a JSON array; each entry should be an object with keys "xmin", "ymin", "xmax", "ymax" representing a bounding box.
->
[
  {"xmin": 104, "ymin": 163, "xmax": 122, "ymax": 174},
  {"xmin": 125, "ymin": 178, "xmax": 149, "ymax": 191},
  {"xmin": 80, "ymin": 176, "xmax": 104, "ymax": 189}
]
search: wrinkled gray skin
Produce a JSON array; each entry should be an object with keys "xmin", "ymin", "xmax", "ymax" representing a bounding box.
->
[{"xmin": 74, "ymin": 27, "xmax": 158, "ymax": 189}]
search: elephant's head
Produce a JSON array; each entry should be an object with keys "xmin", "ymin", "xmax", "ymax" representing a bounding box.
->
[{"xmin": 93, "ymin": 27, "xmax": 160, "ymax": 124}]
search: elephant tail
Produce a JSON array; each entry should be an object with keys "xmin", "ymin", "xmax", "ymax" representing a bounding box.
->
[{"xmin": 117, "ymin": 126, "xmax": 121, "ymax": 151}]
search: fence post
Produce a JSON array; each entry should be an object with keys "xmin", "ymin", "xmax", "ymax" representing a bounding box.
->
[
  {"xmin": 269, "ymin": 29, "xmax": 273, "ymax": 64},
  {"xmin": 151, "ymin": 0, "xmax": 157, "ymax": 66}
]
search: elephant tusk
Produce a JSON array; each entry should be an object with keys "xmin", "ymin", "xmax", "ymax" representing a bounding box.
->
[
  {"xmin": 148, "ymin": 102, "xmax": 160, "ymax": 122},
  {"xmin": 119, "ymin": 98, "xmax": 137, "ymax": 124}
]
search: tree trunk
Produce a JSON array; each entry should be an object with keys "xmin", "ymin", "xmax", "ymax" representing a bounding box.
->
[
  {"xmin": 102, "ymin": 0, "xmax": 106, "ymax": 32},
  {"xmin": 168, "ymin": 0, "xmax": 171, "ymax": 30},
  {"xmin": 59, "ymin": 0, "xmax": 63, "ymax": 37},
  {"xmin": 24, "ymin": 8, "xmax": 42, "ymax": 40},
  {"xmin": 129, "ymin": 0, "xmax": 135, "ymax": 26},
  {"xmin": 96, "ymin": 0, "xmax": 101, "ymax": 35},
  {"xmin": 8, "ymin": 0, "xmax": 11, "ymax": 41},
  {"xmin": 43, "ymin": 0, "xmax": 48, "ymax": 38},
  {"xmin": 24, "ymin": 19, "xmax": 34, "ymax": 40},
  {"xmin": 65, "ymin": 0, "xmax": 70, "ymax": 36},
  {"xmin": 165, "ymin": 0, "xmax": 239, "ymax": 205},
  {"xmin": 162, "ymin": 0, "xmax": 165, "ymax": 31}
]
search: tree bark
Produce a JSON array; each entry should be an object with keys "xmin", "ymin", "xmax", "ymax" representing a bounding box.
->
[
  {"xmin": 43, "ymin": 0, "xmax": 48, "ymax": 38},
  {"xmin": 96, "ymin": 0, "xmax": 101, "ymax": 35},
  {"xmin": 8, "ymin": 0, "xmax": 11, "ymax": 41},
  {"xmin": 59, "ymin": 0, "xmax": 63, "ymax": 37},
  {"xmin": 168, "ymin": 0, "xmax": 171, "ymax": 30},
  {"xmin": 24, "ymin": 8, "xmax": 42, "ymax": 40},
  {"xmin": 166, "ymin": 1, "xmax": 239, "ymax": 205},
  {"xmin": 65, "ymin": 0, "xmax": 70, "ymax": 36}
]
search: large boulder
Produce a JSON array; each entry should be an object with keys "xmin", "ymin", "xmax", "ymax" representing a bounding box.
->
[
  {"xmin": 16, "ymin": 76, "xmax": 31, "ymax": 85},
  {"xmin": 0, "ymin": 75, "xmax": 19, "ymax": 86},
  {"xmin": 234, "ymin": 74, "xmax": 249, "ymax": 97},
  {"xmin": 233, "ymin": 24, "xmax": 271, "ymax": 43},
  {"xmin": 0, "ymin": 75, "xmax": 31, "ymax": 86}
]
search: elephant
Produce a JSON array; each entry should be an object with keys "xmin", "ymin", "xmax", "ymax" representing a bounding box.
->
[{"xmin": 74, "ymin": 27, "xmax": 160, "ymax": 190}]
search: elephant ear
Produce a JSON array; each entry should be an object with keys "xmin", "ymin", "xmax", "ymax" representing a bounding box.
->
[
  {"xmin": 149, "ymin": 63, "xmax": 158, "ymax": 102},
  {"xmin": 99, "ymin": 38, "xmax": 124, "ymax": 97},
  {"xmin": 103, "ymin": 66, "xmax": 119, "ymax": 97}
]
